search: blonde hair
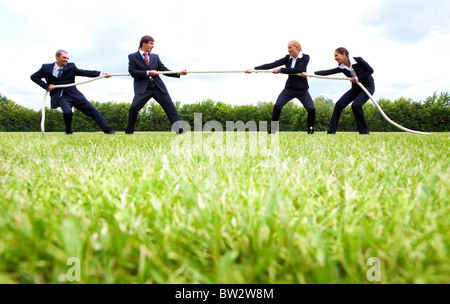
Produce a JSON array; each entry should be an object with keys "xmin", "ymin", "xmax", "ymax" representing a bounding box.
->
[{"xmin": 289, "ymin": 40, "xmax": 302, "ymax": 51}]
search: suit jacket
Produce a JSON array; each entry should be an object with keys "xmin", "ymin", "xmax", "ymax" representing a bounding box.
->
[
  {"xmin": 255, "ymin": 54, "xmax": 310, "ymax": 91},
  {"xmin": 128, "ymin": 51, "xmax": 180, "ymax": 95},
  {"xmin": 315, "ymin": 57, "xmax": 375, "ymax": 89},
  {"xmin": 30, "ymin": 62, "xmax": 100, "ymax": 109}
]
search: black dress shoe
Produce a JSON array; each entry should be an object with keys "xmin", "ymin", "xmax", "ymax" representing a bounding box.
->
[
  {"xmin": 66, "ymin": 130, "xmax": 73, "ymax": 135},
  {"xmin": 105, "ymin": 130, "xmax": 116, "ymax": 134},
  {"xmin": 307, "ymin": 127, "xmax": 314, "ymax": 135},
  {"xmin": 176, "ymin": 128, "xmax": 184, "ymax": 134},
  {"xmin": 327, "ymin": 131, "xmax": 336, "ymax": 134}
]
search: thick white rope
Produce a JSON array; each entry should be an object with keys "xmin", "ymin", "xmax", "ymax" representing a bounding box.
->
[
  {"xmin": 40, "ymin": 71, "xmax": 431, "ymax": 135},
  {"xmin": 305, "ymin": 73, "xmax": 431, "ymax": 135}
]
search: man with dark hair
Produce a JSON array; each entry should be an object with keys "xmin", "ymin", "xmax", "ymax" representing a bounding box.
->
[
  {"xmin": 126, "ymin": 35, "xmax": 187, "ymax": 134},
  {"xmin": 139, "ymin": 35, "xmax": 154, "ymax": 48},
  {"xmin": 31, "ymin": 50, "xmax": 116, "ymax": 134}
]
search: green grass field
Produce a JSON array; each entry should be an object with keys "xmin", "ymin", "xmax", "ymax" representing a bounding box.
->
[{"xmin": 0, "ymin": 132, "xmax": 448, "ymax": 284}]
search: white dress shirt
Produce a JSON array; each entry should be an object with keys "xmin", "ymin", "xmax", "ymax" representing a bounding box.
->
[
  {"xmin": 53, "ymin": 63, "xmax": 63, "ymax": 78},
  {"xmin": 290, "ymin": 52, "xmax": 303, "ymax": 68},
  {"xmin": 139, "ymin": 50, "xmax": 151, "ymax": 62},
  {"xmin": 139, "ymin": 50, "xmax": 152, "ymax": 77},
  {"xmin": 339, "ymin": 57, "xmax": 359, "ymax": 81}
]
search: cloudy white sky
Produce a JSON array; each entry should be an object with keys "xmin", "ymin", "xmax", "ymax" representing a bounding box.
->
[{"xmin": 1, "ymin": 0, "xmax": 449, "ymax": 110}]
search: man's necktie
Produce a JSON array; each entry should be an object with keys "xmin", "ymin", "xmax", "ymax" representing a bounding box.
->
[
  {"xmin": 57, "ymin": 68, "xmax": 63, "ymax": 79},
  {"xmin": 144, "ymin": 53, "xmax": 149, "ymax": 66}
]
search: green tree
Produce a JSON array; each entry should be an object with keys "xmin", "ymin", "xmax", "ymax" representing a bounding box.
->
[
  {"xmin": 422, "ymin": 92, "xmax": 450, "ymax": 132},
  {"xmin": 313, "ymin": 96, "xmax": 334, "ymax": 132},
  {"xmin": 0, "ymin": 95, "xmax": 40, "ymax": 132},
  {"xmin": 95, "ymin": 101, "xmax": 130, "ymax": 132},
  {"xmin": 0, "ymin": 92, "xmax": 449, "ymax": 133}
]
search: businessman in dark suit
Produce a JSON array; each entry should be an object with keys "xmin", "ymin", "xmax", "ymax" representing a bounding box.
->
[
  {"xmin": 31, "ymin": 50, "xmax": 115, "ymax": 134},
  {"xmin": 126, "ymin": 35, "xmax": 187, "ymax": 134},
  {"xmin": 246, "ymin": 40, "xmax": 316, "ymax": 134},
  {"xmin": 310, "ymin": 47, "xmax": 375, "ymax": 134}
]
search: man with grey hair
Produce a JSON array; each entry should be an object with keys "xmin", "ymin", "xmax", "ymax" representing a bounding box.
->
[{"xmin": 31, "ymin": 50, "xmax": 116, "ymax": 134}]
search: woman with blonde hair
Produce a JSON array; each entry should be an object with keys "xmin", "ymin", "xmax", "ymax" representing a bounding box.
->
[{"xmin": 246, "ymin": 40, "xmax": 316, "ymax": 134}]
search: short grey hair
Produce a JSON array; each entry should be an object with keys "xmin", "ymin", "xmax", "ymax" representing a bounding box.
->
[{"xmin": 56, "ymin": 49, "xmax": 68, "ymax": 57}]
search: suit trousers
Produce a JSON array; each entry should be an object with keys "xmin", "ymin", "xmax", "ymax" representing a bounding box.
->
[
  {"xmin": 59, "ymin": 95, "xmax": 112, "ymax": 132},
  {"xmin": 328, "ymin": 83, "xmax": 375, "ymax": 134},
  {"xmin": 271, "ymin": 88, "xmax": 316, "ymax": 131},
  {"xmin": 126, "ymin": 81, "xmax": 181, "ymax": 133}
]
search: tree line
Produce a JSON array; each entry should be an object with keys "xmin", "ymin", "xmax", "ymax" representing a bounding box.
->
[{"xmin": 1, "ymin": 92, "xmax": 449, "ymax": 132}]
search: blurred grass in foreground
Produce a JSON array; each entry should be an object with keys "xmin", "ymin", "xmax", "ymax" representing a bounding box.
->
[{"xmin": 0, "ymin": 132, "xmax": 448, "ymax": 284}]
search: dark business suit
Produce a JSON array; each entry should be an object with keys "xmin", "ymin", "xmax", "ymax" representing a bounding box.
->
[
  {"xmin": 30, "ymin": 63, "xmax": 113, "ymax": 133},
  {"xmin": 255, "ymin": 54, "xmax": 315, "ymax": 133},
  {"xmin": 126, "ymin": 51, "xmax": 182, "ymax": 134},
  {"xmin": 315, "ymin": 57, "xmax": 375, "ymax": 134}
]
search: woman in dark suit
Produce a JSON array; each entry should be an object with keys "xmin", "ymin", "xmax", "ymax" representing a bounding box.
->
[
  {"xmin": 310, "ymin": 47, "xmax": 375, "ymax": 134},
  {"xmin": 246, "ymin": 40, "xmax": 316, "ymax": 134}
]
